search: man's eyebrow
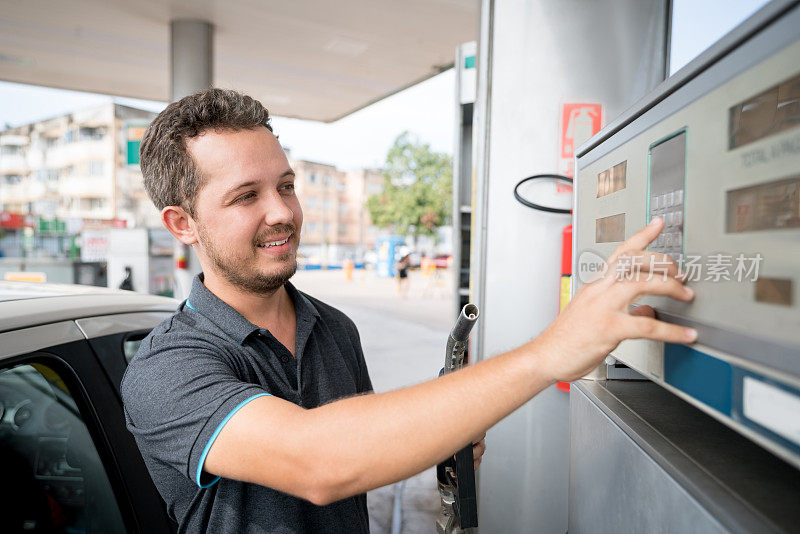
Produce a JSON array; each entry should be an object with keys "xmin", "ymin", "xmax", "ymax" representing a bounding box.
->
[
  {"xmin": 225, "ymin": 180, "xmax": 258, "ymax": 196},
  {"xmin": 223, "ymin": 170, "xmax": 296, "ymax": 197}
]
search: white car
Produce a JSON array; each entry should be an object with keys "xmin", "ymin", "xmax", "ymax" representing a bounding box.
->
[{"xmin": 0, "ymin": 281, "xmax": 178, "ymax": 533}]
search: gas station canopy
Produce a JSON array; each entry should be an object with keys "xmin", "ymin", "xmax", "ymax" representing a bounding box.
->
[{"xmin": 0, "ymin": 0, "xmax": 478, "ymax": 122}]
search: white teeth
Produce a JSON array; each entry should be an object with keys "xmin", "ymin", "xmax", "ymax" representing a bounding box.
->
[{"xmin": 259, "ymin": 237, "xmax": 289, "ymax": 248}]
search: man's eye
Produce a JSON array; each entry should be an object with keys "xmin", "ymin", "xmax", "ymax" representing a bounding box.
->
[
  {"xmin": 280, "ymin": 184, "xmax": 295, "ymax": 193},
  {"xmin": 234, "ymin": 192, "xmax": 256, "ymax": 203}
]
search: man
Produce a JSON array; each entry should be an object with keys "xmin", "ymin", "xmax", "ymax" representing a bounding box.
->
[{"xmin": 121, "ymin": 89, "xmax": 696, "ymax": 533}]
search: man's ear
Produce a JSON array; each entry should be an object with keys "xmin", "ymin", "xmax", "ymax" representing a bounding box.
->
[{"xmin": 161, "ymin": 206, "xmax": 198, "ymax": 245}]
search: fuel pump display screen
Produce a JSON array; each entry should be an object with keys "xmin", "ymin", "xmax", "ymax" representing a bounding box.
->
[
  {"xmin": 726, "ymin": 176, "xmax": 800, "ymax": 232},
  {"xmin": 729, "ymin": 71, "xmax": 800, "ymax": 149},
  {"xmin": 597, "ymin": 161, "xmax": 627, "ymax": 198},
  {"xmin": 649, "ymin": 131, "xmax": 686, "ymax": 259}
]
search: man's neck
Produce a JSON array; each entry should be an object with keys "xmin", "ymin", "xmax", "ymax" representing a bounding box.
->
[{"xmin": 202, "ymin": 270, "xmax": 294, "ymax": 332}]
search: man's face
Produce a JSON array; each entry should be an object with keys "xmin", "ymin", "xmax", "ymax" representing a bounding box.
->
[{"xmin": 186, "ymin": 127, "xmax": 303, "ymax": 294}]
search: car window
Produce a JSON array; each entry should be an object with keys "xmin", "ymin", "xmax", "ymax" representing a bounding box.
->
[
  {"xmin": 0, "ymin": 361, "xmax": 125, "ymax": 532},
  {"xmin": 122, "ymin": 332, "xmax": 149, "ymax": 364}
]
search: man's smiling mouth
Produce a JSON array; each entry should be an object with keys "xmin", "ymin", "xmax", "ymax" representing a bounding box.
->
[{"xmin": 257, "ymin": 237, "xmax": 290, "ymax": 248}]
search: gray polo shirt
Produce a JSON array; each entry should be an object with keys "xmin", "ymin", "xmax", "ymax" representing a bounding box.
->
[{"xmin": 121, "ymin": 274, "xmax": 372, "ymax": 533}]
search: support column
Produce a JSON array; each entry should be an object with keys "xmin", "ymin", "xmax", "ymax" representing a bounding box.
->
[
  {"xmin": 471, "ymin": 0, "xmax": 669, "ymax": 531},
  {"xmin": 170, "ymin": 19, "xmax": 213, "ymax": 299},
  {"xmin": 170, "ymin": 19, "xmax": 213, "ymax": 101}
]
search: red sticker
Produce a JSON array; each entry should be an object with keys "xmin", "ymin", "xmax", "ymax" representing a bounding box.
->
[{"xmin": 558, "ymin": 103, "xmax": 602, "ymax": 180}]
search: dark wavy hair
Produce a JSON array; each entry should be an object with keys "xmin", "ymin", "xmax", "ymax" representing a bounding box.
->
[{"xmin": 140, "ymin": 88, "xmax": 273, "ymax": 217}]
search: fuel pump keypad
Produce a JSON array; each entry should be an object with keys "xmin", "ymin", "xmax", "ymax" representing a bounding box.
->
[
  {"xmin": 648, "ymin": 131, "xmax": 687, "ymax": 261},
  {"xmin": 650, "ymin": 189, "xmax": 685, "ymax": 259}
]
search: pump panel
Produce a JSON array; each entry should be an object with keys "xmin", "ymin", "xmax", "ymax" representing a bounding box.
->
[{"xmin": 574, "ymin": 2, "xmax": 800, "ymax": 469}]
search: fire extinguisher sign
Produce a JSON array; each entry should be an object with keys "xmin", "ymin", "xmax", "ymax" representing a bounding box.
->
[{"xmin": 558, "ymin": 103, "xmax": 602, "ymax": 188}]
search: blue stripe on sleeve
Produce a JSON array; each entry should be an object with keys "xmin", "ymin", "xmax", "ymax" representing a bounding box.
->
[{"xmin": 195, "ymin": 392, "xmax": 272, "ymax": 488}]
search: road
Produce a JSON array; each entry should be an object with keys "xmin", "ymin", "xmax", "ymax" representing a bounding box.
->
[{"xmin": 292, "ymin": 268, "xmax": 455, "ymax": 533}]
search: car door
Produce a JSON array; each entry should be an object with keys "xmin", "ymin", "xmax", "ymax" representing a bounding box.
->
[
  {"xmin": 77, "ymin": 311, "xmax": 173, "ymax": 394},
  {"xmin": 77, "ymin": 311, "xmax": 177, "ymax": 532},
  {"xmin": 0, "ymin": 318, "xmax": 174, "ymax": 533}
]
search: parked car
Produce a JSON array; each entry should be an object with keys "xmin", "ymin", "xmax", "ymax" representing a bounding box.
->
[
  {"xmin": 0, "ymin": 281, "xmax": 178, "ymax": 533},
  {"xmin": 430, "ymin": 254, "xmax": 451, "ymax": 269}
]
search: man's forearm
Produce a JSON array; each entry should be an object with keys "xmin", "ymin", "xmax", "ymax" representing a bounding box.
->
[
  {"xmin": 206, "ymin": 218, "xmax": 695, "ymax": 505},
  {"xmin": 303, "ymin": 337, "xmax": 555, "ymax": 503}
]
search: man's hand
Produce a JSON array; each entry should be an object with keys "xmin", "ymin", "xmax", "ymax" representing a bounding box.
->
[
  {"xmin": 538, "ymin": 216, "xmax": 697, "ymax": 383},
  {"xmin": 452, "ymin": 432, "xmax": 486, "ymax": 482},
  {"xmin": 472, "ymin": 432, "xmax": 486, "ymax": 470}
]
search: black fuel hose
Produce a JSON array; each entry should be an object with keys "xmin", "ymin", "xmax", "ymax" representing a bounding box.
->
[{"xmin": 513, "ymin": 173, "xmax": 573, "ymax": 214}]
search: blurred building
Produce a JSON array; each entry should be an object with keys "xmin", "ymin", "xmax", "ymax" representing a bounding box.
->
[
  {"xmin": 0, "ymin": 104, "xmax": 385, "ymax": 269},
  {"xmin": 290, "ymin": 158, "xmax": 384, "ymax": 265},
  {"xmin": 0, "ymin": 102, "xmax": 160, "ymax": 227}
]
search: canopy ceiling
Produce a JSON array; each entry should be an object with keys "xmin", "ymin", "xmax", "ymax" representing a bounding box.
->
[{"xmin": 0, "ymin": 0, "xmax": 478, "ymax": 122}]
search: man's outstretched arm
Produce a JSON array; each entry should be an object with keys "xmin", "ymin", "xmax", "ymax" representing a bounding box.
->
[{"xmin": 203, "ymin": 217, "xmax": 696, "ymax": 505}]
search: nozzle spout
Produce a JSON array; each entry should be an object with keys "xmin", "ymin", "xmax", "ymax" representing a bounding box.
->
[{"xmin": 450, "ymin": 303, "xmax": 480, "ymax": 342}]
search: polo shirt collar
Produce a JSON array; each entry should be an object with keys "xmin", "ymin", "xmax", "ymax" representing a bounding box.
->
[{"xmin": 185, "ymin": 273, "xmax": 319, "ymax": 345}]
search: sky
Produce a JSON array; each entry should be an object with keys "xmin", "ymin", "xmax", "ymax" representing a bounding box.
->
[
  {"xmin": 670, "ymin": 0, "xmax": 769, "ymax": 76},
  {"xmin": 0, "ymin": 0, "xmax": 769, "ymax": 170},
  {"xmin": 0, "ymin": 70, "xmax": 455, "ymax": 171}
]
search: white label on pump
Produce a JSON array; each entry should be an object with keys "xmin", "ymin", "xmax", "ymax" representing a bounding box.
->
[{"xmin": 743, "ymin": 377, "xmax": 800, "ymax": 446}]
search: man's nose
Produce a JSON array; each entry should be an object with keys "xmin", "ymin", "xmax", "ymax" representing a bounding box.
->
[{"xmin": 262, "ymin": 193, "xmax": 294, "ymax": 226}]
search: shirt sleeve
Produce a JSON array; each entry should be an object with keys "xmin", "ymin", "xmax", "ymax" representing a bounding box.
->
[
  {"xmin": 349, "ymin": 322, "xmax": 373, "ymax": 394},
  {"xmin": 121, "ymin": 334, "xmax": 270, "ymax": 487}
]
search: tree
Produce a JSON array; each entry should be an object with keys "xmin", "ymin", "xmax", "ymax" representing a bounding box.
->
[{"xmin": 366, "ymin": 132, "xmax": 452, "ymax": 238}]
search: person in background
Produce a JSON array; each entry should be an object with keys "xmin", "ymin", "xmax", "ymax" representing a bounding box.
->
[
  {"xmin": 119, "ymin": 266, "xmax": 134, "ymax": 291},
  {"xmin": 396, "ymin": 252, "xmax": 411, "ymax": 299}
]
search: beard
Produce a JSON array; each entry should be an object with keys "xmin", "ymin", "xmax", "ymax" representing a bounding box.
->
[{"xmin": 196, "ymin": 222, "xmax": 298, "ymax": 295}]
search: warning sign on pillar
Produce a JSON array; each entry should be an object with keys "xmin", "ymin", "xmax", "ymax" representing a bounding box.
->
[{"xmin": 557, "ymin": 103, "xmax": 602, "ymax": 190}]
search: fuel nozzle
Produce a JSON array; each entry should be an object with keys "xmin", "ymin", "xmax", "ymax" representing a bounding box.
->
[
  {"xmin": 437, "ymin": 303, "xmax": 480, "ymax": 533},
  {"xmin": 444, "ymin": 304, "xmax": 480, "ymax": 373}
]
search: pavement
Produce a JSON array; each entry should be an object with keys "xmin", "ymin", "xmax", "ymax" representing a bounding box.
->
[{"xmin": 292, "ymin": 268, "xmax": 455, "ymax": 534}]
